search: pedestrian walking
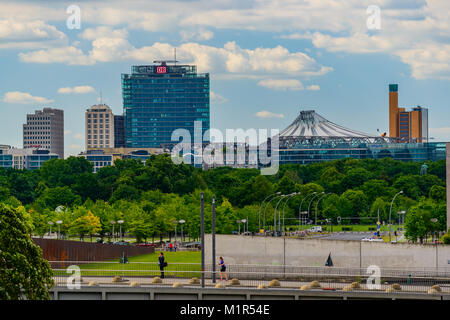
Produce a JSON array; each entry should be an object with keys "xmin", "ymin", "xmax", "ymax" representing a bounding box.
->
[
  {"xmin": 218, "ymin": 256, "xmax": 228, "ymax": 281},
  {"xmin": 158, "ymin": 252, "xmax": 167, "ymax": 279},
  {"xmin": 169, "ymin": 242, "xmax": 173, "ymax": 252}
]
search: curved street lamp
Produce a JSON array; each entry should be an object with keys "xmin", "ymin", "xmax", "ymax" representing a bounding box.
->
[
  {"xmin": 308, "ymin": 192, "xmax": 324, "ymax": 226},
  {"xmin": 263, "ymin": 194, "xmax": 283, "ymax": 234},
  {"xmin": 281, "ymin": 192, "xmax": 300, "ymax": 233},
  {"xmin": 315, "ymin": 193, "xmax": 332, "ymax": 226},
  {"xmin": 274, "ymin": 195, "xmax": 287, "ymax": 235},
  {"xmin": 298, "ymin": 192, "xmax": 317, "ymax": 230},
  {"xmin": 389, "ymin": 190, "xmax": 403, "ymax": 242},
  {"xmin": 259, "ymin": 192, "xmax": 281, "ymax": 233}
]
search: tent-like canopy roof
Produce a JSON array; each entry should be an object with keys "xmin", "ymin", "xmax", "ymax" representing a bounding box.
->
[{"xmin": 279, "ymin": 110, "xmax": 374, "ymax": 138}]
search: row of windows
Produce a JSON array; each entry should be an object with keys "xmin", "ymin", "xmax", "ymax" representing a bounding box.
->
[
  {"xmin": 87, "ymin": 113, "xmax": 110, "ymax": 118},
  {"xmin": 87, "ymin": 119, "xmax": 110, "ymax": 124}
]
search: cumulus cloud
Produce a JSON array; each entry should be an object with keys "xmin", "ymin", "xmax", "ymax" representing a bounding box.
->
[
  {"xmin": 255, "ymin": 110, "xmax": 284, "ymax": 119},
  {"xmin": 258, "ymin": 79, "xmax": 304, "ymax": 91},
  {"xmin": 3, "ymin": 91, "xmax": 53, "ymax": 104},
  {"xmin": 180, "ymin": 28, "xmax": 214, "ymax": 42},
  {"xmin": 0, "ymin": 19, "xmax": 67, "ymax": 49},
  {"xmin": 20, "ymin": 38, "xmax": 332, "ymax": 79},
  {"xmin": 210, "ymin": 91, "xmax": 228, "ymax": 104},
  {"xmin": 58, "ymin": 86, "xmax": 95, "ymax": 94},
  {"xmin": 258, "ymin": 79, "xmax": 320, "ymax": 91}
]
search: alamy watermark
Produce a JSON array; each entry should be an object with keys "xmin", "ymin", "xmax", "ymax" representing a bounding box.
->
[
  {"xmin": 366, "ymin": 5, "xmax": 381, "ymax": 30},
  {"xmin": 170, "ymin": 121, "xmax": 279, "ymax": 175},
  {"xmin": 66, "ymin": 265, "xmax": 81, "ymax": 289},
  {"xmin": 66, "ymin": 4, "xmax": 81, "ymax": 30}
]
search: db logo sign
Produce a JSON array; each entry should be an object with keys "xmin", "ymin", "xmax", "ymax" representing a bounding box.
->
[{"xmin": 156, "ymin": 66, "xmax": 167, "ymax": 74}]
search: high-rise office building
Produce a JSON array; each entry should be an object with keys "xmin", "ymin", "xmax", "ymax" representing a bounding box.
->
[
  {"xmin": 121, "ymin": 61, "xmax": 210, "ymax": 148},
  {"xmin": 114, "ymin": 115, "xmax": 125, "ymax": 148},
  {"xmin": 23, "ymin": 108, "xmax": 64, "ymax": 158},
  {"xmin": 85, "ymin": 104, "xmax": 115, "ymax": 149},
  {"xmin": 388, "ymin": 84, "xmax": 428, "ymax": 143}
]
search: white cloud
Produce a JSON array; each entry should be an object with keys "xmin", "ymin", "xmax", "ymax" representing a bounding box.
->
[
  {"xmin": 3, "ymin": 91, "xmax": 53, "ymax": 104},
  {"xmin": 64, "ymin": 130, "xmax": 72, "ymax": 136},
  {"xmin": 20, "ymin": 39, "xmax": 332, "ymax": 79},
  {"xmin": 58, "ymin": 86, "xmax": 95, "ymax": 94},
  {"xmin": 74, "ymin": 133, "xmax": 84, "ymax": 140},
  {"xmin": 18, "ymin": 46, "xmax": 93, "ymax": 65},
  {"xmin": 210, "ymin": 91, "xmax": 228, "ymax": 104},
  {"xmin": 306, "ymin": 84, "xmax": 320, "ymax": 91},
  {"xmin": 258, "ymin": 79, "xmax": 304, "ymax": 91},
  {"xmin": 80, "ymin": 26, "xmax": 128, "ymax": 41},
  {"xmin": 0, "ymin": 19, "xmax": 67, "ymax": 49},
  {"xmin": 70, "ymin": 144, "xmax": 82, "ymax": 149},
  {"xmin": 180, "ymin": 28, "xmax": 214, "ymax": 42},
  {"xmin": 255, "ymin": 110, "xmax": 284, "ymax": 119}
]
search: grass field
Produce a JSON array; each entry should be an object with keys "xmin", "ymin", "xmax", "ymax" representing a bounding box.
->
[{"xmin": 54, "ymin": 251, "xmax": 202, "ymax": 278}]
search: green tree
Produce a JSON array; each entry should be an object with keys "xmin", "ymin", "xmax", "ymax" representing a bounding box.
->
[{"xmin": 0, "ymin": 204, "xmax": 54, "ymax": 299}]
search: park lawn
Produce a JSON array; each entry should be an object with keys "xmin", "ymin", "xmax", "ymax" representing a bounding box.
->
[{"xmin": 53, "ymin": 251, "xmax": 202, "ymax": 278}]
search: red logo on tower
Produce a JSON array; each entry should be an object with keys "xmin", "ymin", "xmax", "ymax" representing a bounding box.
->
[{"xmin": 156, "ymin": 66, "xmax": 167, "ymax": 74}]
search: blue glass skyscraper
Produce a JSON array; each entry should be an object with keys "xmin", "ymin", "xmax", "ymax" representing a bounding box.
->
[{"xmin": 121, "ymin": 62, "xmax": 210, "ymax": 148}]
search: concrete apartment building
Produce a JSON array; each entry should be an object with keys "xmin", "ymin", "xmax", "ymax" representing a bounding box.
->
[
  {"xmin": 85, "ymin": 104, "xmax": 115, "ymax": 150},
  {"xmin": 23, "ymin": 108, "xmax": 64, "ymax": 158}
]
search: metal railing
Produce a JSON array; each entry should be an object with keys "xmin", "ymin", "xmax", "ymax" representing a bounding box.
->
[{"xmin": 50, "ymin": 261, "xmax": 450, "ymax": 294}]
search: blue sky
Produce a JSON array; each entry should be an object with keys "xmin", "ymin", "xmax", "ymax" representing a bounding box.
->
[{"xmin": 0, "ymin": 0, "xmax": 449, "ymax": 157}]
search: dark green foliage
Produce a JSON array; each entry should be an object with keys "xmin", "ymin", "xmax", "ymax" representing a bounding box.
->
[{"xmin": 0, "ymin": 204, "xmax": 54, "ymax": 299}]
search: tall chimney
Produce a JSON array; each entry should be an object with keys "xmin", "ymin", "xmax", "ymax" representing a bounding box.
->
[{"xmin": 389, "ymin": 84, "xmax": 399, "ymax": 138}]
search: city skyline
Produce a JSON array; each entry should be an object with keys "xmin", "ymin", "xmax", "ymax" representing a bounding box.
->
[{"xmin": 0, "ymin": 0, "xmax": 449, "ymax": 157}]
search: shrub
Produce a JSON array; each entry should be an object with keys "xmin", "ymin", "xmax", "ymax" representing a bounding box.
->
[
  {"xmin": 269, "ymin": 279, "xmax": 280, "ymax": 287},
  {"xmin": 309, "ymin": 280, "xmax": 321, "ymax": 288},
  {"xmin": 441, "ymin": 233, "xmax": 450, "ymax": 244}
]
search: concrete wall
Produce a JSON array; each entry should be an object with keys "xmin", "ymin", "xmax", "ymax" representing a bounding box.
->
[{"xmin": 205, "ymin": 234, "xmax": 450, "ymax": 269}]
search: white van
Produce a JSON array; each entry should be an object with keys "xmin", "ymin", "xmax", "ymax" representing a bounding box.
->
[{"xmin": 308, "ymin": 226, "xmax": 322, "ymax": 233}]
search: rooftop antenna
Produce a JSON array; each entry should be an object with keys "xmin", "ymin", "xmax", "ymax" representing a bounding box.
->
[
  {"xmin": 174, "ymin": 48, "xmax": 177, "ymax": 66},
  {"xmin": 99, "ymin": 90, "xmax": 103, "ymax": 105}
]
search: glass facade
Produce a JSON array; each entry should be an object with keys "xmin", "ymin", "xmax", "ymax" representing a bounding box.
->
[
  {"xmin": 114, "ymin": 115, "xmax": 125, "ymax": 148},
  {"xmin": 278, "ymin": 142, "xmax": 446, "ymax": 165},
  {"xmin": 122, "ymin": 63, "xmax": 210, "ymax": 148}
]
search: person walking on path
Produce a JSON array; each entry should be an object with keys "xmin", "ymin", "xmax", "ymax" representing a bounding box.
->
[
  {"xmin": 218, "ymin": 256, "xmax": 228, "ymax": 282},
  {"xmin": 158, "ymin": 252, "xmax": 166, "ymax": 279}
]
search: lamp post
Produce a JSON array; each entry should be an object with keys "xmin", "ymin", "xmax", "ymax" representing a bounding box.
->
[
  {"xmin": 173, "ymin": 220, "xmax": 178, "ymax": 245},
  {"xmin": 56, "ymin": 220, "xmax": 62, "ymax": 240},
  {"xmin": 259, "ymin": 192, "xmax": 281, "ymax": 233},
  {"xmin": 110, "ymin": 221, "xmax": 116, "ymax": 241},
  {"xmin": 298, "ymin": 192, "xmax": 317, "ymax": 231},
  {"xmin": 397, "ymin": 210, "xmax": 406, "ymax": 232},
  {"xmin": 274, "ymin": 195, "xmax": 287, "ymax": 236},
  {"xmin": 300, "ymin": 211, "xmax": 308, "ymax": 231},
  {"xmin": 263, "ymin": 194, "xmax": 282, "ymax": 235},
  {"xmin": 281, "ymin": 192, "xmax": 300, "ymax": 234},
  {"xmin": 389, "ymin": 191, "xmax": 403, "ymax": 242},
  {"xmin": 308, "ymin": 192, "xmax": 324, "ymax": 226},
  {"xmin": 242, "ymin": 219, "xmax": 248, "ymax": 234},
  {"xmin": 179, "ymin": 219, "xmax": 185, "ymax": 246},
  {"xmin": 315, "ymin": 193, "xmax": 331, "ymax": 226},
  {"xmin": 48, "ymin": 221, "xmax": 54, "ymax": 237},
  {"xmin": 117, "ymin": 220, "xmax": 124, "ymax": 241},
  {"xmin": 236, "ymin": 219, "xmax": 242, "ymax": 235}
]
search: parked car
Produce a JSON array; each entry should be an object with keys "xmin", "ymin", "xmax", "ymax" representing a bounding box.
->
[
  {"xmin": 137, "ymin": 243, "xmax": 156, "ymax": 247},
  {"xmin": 308, "ymin": 226, "xmax": 322, "ymax": 233},
  {"xmin": 114, "ymin": 241, "xmax": 130, "ymax": 245}
]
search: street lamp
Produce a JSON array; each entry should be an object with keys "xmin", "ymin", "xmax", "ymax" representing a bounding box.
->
[
  {"xmin": 274, "ymin": 195, "xmax": 287, "ymax": 236},
  {"xmin": 117, "ymin": 220, "xmax": 124, "ymax": 241},
  {"xmin": 397, "ymin": 210, "xmax": 406, "ymax": 231},
  {"xmin": 56, "ymin": 220, "xmax": 62, "ymax": 240},
  {"xmin": 263, "ymin": 194, "xmax": 283, "ymax": 234},
  {"xmin": 308, "ymin": 192, "xmax": 324, "ymax": 226},
  {"xmin": 47, "ymin": 221, "xmax": 54, "ymax": 237},
  {"xmin": 173, "ymin": 220, "xmax": 179, "ymax": 245},
  {"xmin": 389, "ymin": 191, "xmax": 403, "ymax": 242},
  {"xmin": 179, "ymin": 219, "xmax": 185, "ymax": 246},
  {"xmin": 259, "ymin": 192, "xmax": 281, "ymax": 232},
  {"xmin": 241, "ymin": 219, "xmax": 248, "ymax": 234},
  {"xmin": 236, "ymin": 219, "xmax": 243, "ymax": 235},
  {"xmin": 110, "ymin": 221, "xmax": 116, "ymax": 241},
  {"xmin": 315, "ymin": 193, "xmax": 331, "ymax": 226},
  {"xmin": 281, "ymin": 192, "xmax": 300, "ymax": 234},
  {"xmin": 298, "ymin": 192, "xmax": 317, "ymax": 231}
]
